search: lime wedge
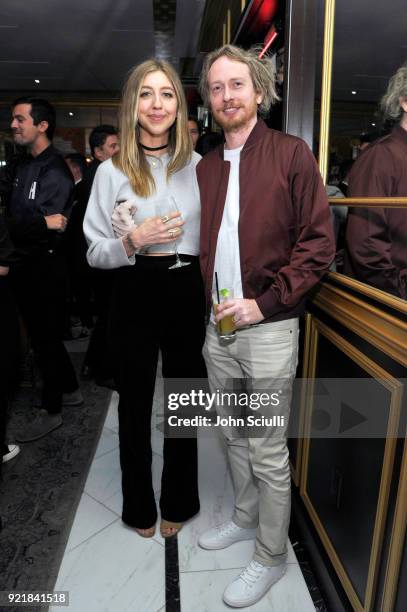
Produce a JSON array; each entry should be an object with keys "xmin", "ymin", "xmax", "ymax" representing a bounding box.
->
[{"xmin": 220, "ymin": 288, "xmax": 230, "ymax": 298}]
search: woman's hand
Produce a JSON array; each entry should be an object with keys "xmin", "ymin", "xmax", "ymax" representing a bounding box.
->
[
  {"xmin": 112, "ymin": 200, "xmax": 137, "ymax": 238},
  {"xmin": 123, "ymin": 211, "xmax": 184, "ymax": 255}
]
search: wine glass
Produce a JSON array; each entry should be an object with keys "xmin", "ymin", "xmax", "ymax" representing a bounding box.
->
[
  {"xmin": 146, "ymin": 197, "xmax": 190, "ymax": 269},
  {"xmin": 167, "ymin": 196, "xmax": 191, "ymax": 269}
]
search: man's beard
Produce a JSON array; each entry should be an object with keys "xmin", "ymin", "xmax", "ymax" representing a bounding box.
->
[
  {"xmin": 12, "ymin": 132, "xmax": 29, "ymax": 147},
  {"xmin": 12, "ymin": 132, "xmax": 23, "ymax": 144},
  {"xmin": 212, "ymin": 100, "xmax": 258, "ymax": 131}
]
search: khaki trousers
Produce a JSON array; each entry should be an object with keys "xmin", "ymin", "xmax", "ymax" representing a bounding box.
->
[{"xmin": 203, "ymin": 318, "xmax": 299, "ymax": 566}]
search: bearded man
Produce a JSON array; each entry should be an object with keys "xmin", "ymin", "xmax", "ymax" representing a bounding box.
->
[{"xmin": 196, "ymin": 45, "xmax": 335, "ymax": 608}]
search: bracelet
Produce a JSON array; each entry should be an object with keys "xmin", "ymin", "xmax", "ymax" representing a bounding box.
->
[{"xmin": 125, "ymin": 232, "xmax": 139, "ymax": 253}]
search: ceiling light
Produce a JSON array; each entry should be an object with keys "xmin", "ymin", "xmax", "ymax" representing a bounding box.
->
[
  {"xmin": 34, "ymin": 79, "xmax": 40, "ymax": 84},
  {"xmin": 69, "ymin": 112, "xmax": 74, "ymax": 116},
  {"xmin": 351, "ymin": 90, "xmax": 357, "ymax": 95},
  {"xmin": 371, "ymin": 122, "xmax": 376, "ymax": 126}
]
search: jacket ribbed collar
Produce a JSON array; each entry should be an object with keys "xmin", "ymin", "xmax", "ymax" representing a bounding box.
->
[{"xmin": 216, "ymin": 117, "xmax": 269, "ymax": 159}]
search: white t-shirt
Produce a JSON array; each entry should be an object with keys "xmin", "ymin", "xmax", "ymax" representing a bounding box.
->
[{"xmin": 212, "ymin": 145, "xmax": 244, "ymax": 309}]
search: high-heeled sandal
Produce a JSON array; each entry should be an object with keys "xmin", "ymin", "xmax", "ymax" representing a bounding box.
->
[{"xmin": 160, "ymin": 519, "xmax": 183, "ymax": 538}]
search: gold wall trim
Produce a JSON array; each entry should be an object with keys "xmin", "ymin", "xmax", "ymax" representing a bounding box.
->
[
  {"xmin": 381, "ymin": 435, "xmax": 407, "ymax": 610},
  {"xmin": 318, "ymin": 0, "xmax": 335, "ymax": 183},
  {"xmin": 313, "ymin": 283, "xmax": 407, "ymax": 367},
  {"xmin": 300, "ymin": 315, "xmax": 319, "ymax": 505},
  {"xmin": 328, "ymin": 197, "xmax": 407, "ymax": 208},
  {"xmin": 301, "ymin": 317, "xmax": 403, "ymax": 612},
  {"xmin": 290, "ymin": 313, "xmax": 312, "ymax": 487},
  {"xmin": 326, "ymin": 273, "xmax": 407, "ymax": 315}
]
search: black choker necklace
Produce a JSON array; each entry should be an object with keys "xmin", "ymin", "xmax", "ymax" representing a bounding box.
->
[{"xmin": 140, "ymin": 143, "xmax": 168, "ymax": 151}]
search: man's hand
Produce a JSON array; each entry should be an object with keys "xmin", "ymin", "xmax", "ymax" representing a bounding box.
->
[
  {"xmin": 44, "ymin": 214, "xmax": 68, "ymax": 231},
  {"xmin": 215, "ymin": 298, "xmax": 264, "ymax": 327},
  {"xmin": 0, "ymin": 265, "xmax": 9, "ymax": 277}
]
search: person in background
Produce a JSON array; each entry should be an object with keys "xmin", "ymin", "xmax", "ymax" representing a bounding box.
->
[
  {"xmin": 326, "ymin": 165, "xmax": 348, "ymax": 270},
  {"xmin": 6, "ymin": 97, "xmax": 82, "ymax": 443},
  {"xmin": 84, "ymin": 125, "xmax": 119, "ymax": 192},
  {"xmin": 65, "ymin": 152, "xmax": 88, "ymax": 187},
  {"xmin": 196, "ymin": 45, "xmax": 334, "ymax": 607},
  {"xmin": 80, "ymin": 126, "xmax": 119, "ymax": 387},
  {"xmin": 344, "ymin": 64, "xmax": 407, "ymax": 299},
  {"xmin": 0, "ymin": 216, "xmax": 20, "ymax": 485},
  {"xmin": 84, "ymin": 59, "xmax": 206, "ymax": 539},
  {"xmin": 195, "ymin": 130, "xmax": 224, "ymax": 156},
  {"xmin": 64, "ymin": 153, "xmax": 93, "ymax": 336},
  {"xmin": 187, "ymin": 116, "xmax": 200, "ymax": 149},
  {"xmin": 337, "ymin": 158, "xmax": 353, "ymax": 197}
]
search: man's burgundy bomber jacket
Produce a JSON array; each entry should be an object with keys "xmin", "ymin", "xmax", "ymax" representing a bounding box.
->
[{"xmin": 196, "ymin": 118, "xmax": 335, "ymax": 324}]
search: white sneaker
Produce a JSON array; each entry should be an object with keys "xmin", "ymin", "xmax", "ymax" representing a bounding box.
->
[
  {"xmin": 2, "ymin": 444, "xmax": 21, "ymax": 463},
  {"xmin": 198, "ymin": 520, "xmax": 256, "ymax": 550},
  {"xmin": 223, "ymin": 560, "xmax": 286, "ymax": 607}
]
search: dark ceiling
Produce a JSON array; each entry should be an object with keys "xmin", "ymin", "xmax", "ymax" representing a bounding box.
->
[
  {"xmin": 325, "ymin": 0, "xmax": 407, "ymax": 104},
  {"xmin": 2, "ymin": 0, "xmax": 406, "ymax": 102},
  {"xmin": 1, "ymin": 0, "xmax": 406, "ymax": 140},
  {"xmin": 0, "ymin": 0, "xmax": 206, "ymax": 95}
]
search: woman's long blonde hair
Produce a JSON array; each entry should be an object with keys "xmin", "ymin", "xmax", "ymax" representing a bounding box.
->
[{"xmin": 113, "ymin": 59, "xmax": 192, "ymax": 197}]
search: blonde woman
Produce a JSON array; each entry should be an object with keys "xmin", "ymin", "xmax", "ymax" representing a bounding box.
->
[{"xmin": 84, "ymin": 59, "xmax": 206, "ymax": 538}]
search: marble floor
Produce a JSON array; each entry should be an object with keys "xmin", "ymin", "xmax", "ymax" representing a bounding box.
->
[{"xmin": 51, "ymin": 374, "xmax": 316, "ymax": 612}]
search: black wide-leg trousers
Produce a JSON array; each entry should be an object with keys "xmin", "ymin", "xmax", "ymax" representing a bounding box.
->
[{"xmin": 109, "ymin": 255, "xmax": 207, "ymax": 529}]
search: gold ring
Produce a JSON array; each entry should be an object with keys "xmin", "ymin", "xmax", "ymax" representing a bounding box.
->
[
  {"xmin": 161, "ymin": 215, "xmax": 170, "ymax": 224},
  {"xmin": 168, "ymin": 228, "xmax": 177, "ymax": 236}
]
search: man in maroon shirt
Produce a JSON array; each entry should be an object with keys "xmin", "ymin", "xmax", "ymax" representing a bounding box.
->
[
  {"xmin": 196, "ymin": 45, "xmax": 334, "ymax": 607},
  {"xmin": 344, "ymin": 65, "xmax": 407, "ymax": 299}
]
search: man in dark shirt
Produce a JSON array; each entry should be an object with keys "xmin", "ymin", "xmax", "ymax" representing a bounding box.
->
[
  {"xmin": 81, "ymin": 124, "xmax": 119, "ymax": 204},
  {"xmin": 6, "ymin": 97, "xmax": 82, "ymax": 442},
  {"xmin": 0, "ymin": 216, "xmax": 21, "ymax": 530},
  {"xmin": 64, "ymin": 153, "xmax": 93, "ymax": 334},
  {"xmin": 0, "ymin": 217, "xmax": 20, "ymax": 469},
  {"xmin": 80, "ymin": 125, "xmax": 119, "ymax": 387}
]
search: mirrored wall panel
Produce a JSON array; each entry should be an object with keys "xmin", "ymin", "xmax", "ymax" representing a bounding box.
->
[{"xmin": 328, "ymin": 0, "xmax": 407, "ymax": 193}]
